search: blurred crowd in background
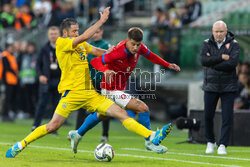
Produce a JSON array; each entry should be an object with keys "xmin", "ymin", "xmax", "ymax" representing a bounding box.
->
[
  {"xmin": 0, "ymin": 0, "xmax": 202, "ymax": 31},
  {"xmin": 235, "ymin": 62, "xmax": 250, "ymax": 110},
  {"xmin": 0, "ymin": 0, "xmax": 249, "ymax": 123}
]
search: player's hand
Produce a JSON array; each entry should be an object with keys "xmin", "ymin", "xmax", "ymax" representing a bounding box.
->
[
  {"xmin": 107, "ymin": 45, "xmax": 115, "ymax": 52},
  {"xmin": 168, "ymin": 64, "xmax": 181, "ymax": 71},
  {"xmin": 39, "ymin": 75, "xmax": 48, "ymax": 84},
  {"xmin": 104, "ymin": 69, "xmax": 116, "ymax": 84},
  {"xmin": 99, "ymin": 7, "xmax": 110, "ymax": 24}
]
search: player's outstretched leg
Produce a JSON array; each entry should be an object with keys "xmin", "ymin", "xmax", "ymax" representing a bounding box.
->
[
  {"xmin": 6, "ymin": 113, "xmax": 66, "ymax": 158},
  {"xmin": 151, "ymin": 123, "xmax": 172, "ymax": 146}
]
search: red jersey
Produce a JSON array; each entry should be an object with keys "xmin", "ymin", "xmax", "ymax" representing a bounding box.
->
[{"xmin": 91, "ymin": 40, "xmax": 170, "ymax": 91}]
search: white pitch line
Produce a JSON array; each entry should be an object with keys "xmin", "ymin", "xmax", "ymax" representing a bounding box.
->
[
  {"xmin": 0, "ymin": 142, "xmax": 240, "ymax": 167},
  {"xmin": 230, "ymin": 150, "xmax": 250, "ymax": 153},
  {"xmin": 122, "ymin": 148, "xmax": 250, "ymax": 161},
  {"xmin": 116, "ymin": 154, "xmax": 240, "ymax": 167}
]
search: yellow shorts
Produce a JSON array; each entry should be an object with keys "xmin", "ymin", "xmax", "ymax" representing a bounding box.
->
[{"xmin": 55, "ymin": 90, "xmax": 114, "ymax": 118}]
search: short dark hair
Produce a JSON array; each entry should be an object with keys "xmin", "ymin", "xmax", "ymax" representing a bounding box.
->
[
  {"xmin": 128, "ymin": 27, "xmax": 143, "ymax": 42},
  {"xmin": 49, "ymin": 26, "xmax": 60, "ymax": 32},
  {"xmin": 60, "ymin": 18, "xmax": 78, "ymax": 33}
]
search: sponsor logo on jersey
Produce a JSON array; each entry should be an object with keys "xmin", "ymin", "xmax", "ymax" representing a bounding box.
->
[{"xmin": 121, "ymin": 94, "xmax": 126, "ymax": 99}]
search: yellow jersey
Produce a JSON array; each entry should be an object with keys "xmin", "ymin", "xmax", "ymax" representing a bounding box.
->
[{"xmin": 56, "ymin": 37, "xmax": 94, "ymax": 93}]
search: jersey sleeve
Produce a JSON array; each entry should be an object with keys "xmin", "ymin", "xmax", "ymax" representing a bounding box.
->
[
  {"xmin": 82, "ymin": 41, "xmax": 93, "ymax": 53},
  {"xmin": 140, "ymin": 43, "xmax": 170, "ymax": 68},
  {"xmin": 91, "ymin": 47, "xmax": 123, "ymax": 72},
  {"xmin": 139, "ymin": 43, "xmax": 151, "ymax": 56},
  {"xmin": 102, "ymin": 48, "xmax": 122, "ymax": 65}
]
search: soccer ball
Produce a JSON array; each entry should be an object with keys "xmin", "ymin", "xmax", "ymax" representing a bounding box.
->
[{"xmin": 94, "ymin": 143, "xmax": 114, "ymax": 162}]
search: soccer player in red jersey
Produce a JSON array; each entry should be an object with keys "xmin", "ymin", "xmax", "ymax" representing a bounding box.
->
[{"xmin": 68, "ymin": 27, "xmax": 180, "ymax": 153}]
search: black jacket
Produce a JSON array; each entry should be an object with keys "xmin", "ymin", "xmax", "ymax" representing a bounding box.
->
[
  {"xmin": 200, "ymin": 31, "xmax": 239, "ymax": 93},
  {"xmin": 36, "ymin": 42, "xmax": 61, "ymax": 80}
]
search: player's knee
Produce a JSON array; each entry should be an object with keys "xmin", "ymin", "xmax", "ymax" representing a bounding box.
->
[
  {"xmin": 138, "ymin": 103, "xmax": 149, "ymax": 113},
  {"xmin": 117, "ymin": 108, "xmax": 130, "ymax": 121},
  {"xmin": 97, "ymin": 113, "xmax": 109, "ymax": 120}
]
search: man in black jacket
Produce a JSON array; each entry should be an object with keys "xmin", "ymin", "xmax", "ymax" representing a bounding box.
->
[
  {"xmin": 200, "ymin": 20, "xmax": 239, "ymax": 155},
  {"xmin": 32, "ymin": 26, "xmax": 61, "ymax": 131}
]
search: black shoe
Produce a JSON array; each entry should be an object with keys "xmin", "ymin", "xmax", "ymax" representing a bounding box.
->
[
  {"xmin": 31, "ymin": 126, "xmax": 37, "ymax": 132},
  {"xmin": 99, "ymin": 136, "xmax": 108, "ymax": 142}
]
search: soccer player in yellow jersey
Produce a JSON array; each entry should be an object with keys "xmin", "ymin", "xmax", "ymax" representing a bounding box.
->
[{"xmin": 6, "ymin": 7, "xmax": 171, "ymax": 158}]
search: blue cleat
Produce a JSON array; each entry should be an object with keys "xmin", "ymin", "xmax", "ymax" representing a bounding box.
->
[
  {"xmin": 6, "ymin": 142, "xmax": 22, "ymax": 158},
  {"xmin": 151, "ymin": 123, "xmax": 172, "ymax": 146}
]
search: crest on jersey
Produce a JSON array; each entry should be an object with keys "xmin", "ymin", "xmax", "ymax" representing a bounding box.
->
[
  {"xmin": 127, "ymin": 67, "xmax": 131, "ymax": 72},
  {"xmin": 62, "ymin": 102, "xmax": 68, "ymax": 108},
  {"xmin": 225, "ymin": 43, "xmax": 230, "ymax": 49}
]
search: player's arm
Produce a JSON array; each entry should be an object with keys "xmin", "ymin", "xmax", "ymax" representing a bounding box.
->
[
  {"xmin": 90, "ymin": 46, "xmax": 107, "ymax": 56},
  {"xmin": 91, "ymin": 55, "xmax": 112, "ymax": 84},
  {"xmin": 90, "ymin": 53, "xmax": 110, "ymax": 72},
  {"xmin": 72, "ymin": 7, "xmax": 110, "ymax": 48},
  {"xmin": 142, "ymin": 47, "xmax": 181, "ymax": 71},
  {"xmin": 90, "ymin": 48, "xmax": 121, "ymax": 72},
  {"xmin": 90, "ymin": 45, "xmax": 115, "ymax": 57},
  {"xmin": 91, "ymin": 50, "xmax": 120, "ymax": 84}
]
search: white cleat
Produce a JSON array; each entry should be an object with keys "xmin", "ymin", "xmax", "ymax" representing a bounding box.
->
[
  {"xmin": 217, "ymin": 144, "xmax": 227, "ymax": 155},
  {"xmin": 67, "ymin": 130, "xmax": 82, "ymax": 154},
  {"xmin": 205, "ymin": 142, "xmax": 216, "ymax": 154},
  {"xmin": 145, "ymin": 141, "xmax": 167, "ymax": 154}
]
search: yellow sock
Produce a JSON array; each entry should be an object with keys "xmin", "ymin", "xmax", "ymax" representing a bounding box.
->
[
  {"xmin": 20, "ymin": 125, "xmax": 48, "ymax": 148},
  {"xmin": 122, "ymin": 118, "xmax": 153, "ymax": 138}
]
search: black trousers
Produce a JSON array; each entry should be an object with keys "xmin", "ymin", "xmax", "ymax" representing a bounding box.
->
[
  {"xmin": 19, "ymin": 83, "xmax": 37, "ymax": 117},
  {"xmin": 204, "ymin": 91, "xmax": 236, "ymax": 146},
  {"xmin": 33, "ymin": 79, "xmax": 60, "ymax": 127},
  {"xmin": 2, "ymin": 84, "xmax": 17, "ymax": 118}
]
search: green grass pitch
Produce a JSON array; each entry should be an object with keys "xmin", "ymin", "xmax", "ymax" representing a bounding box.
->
[{"xmin": 0, "ymin": 118, "xmax": 250, "ymax": 167}]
